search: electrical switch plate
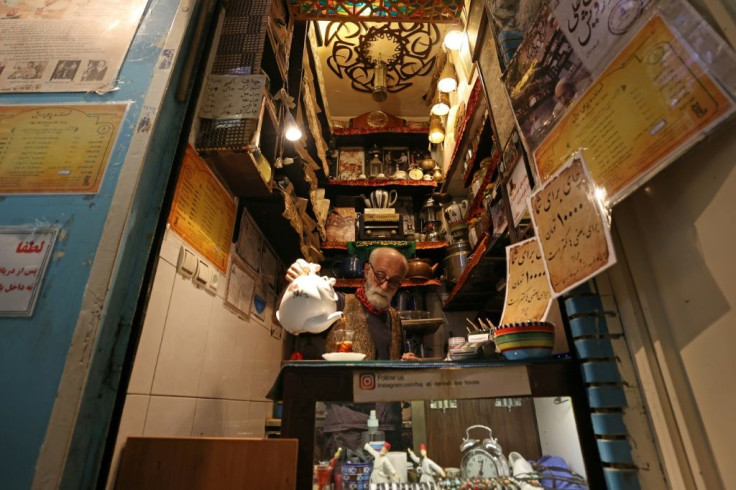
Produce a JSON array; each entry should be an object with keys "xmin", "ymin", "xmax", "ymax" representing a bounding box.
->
[
  {"xmin": 177, "ymin": 247, "xmax": 197, "ymax": 278},
  {"xmin": 195, "ymin": 260, "xmax": 209, "ymax": 287},
  {"xmin": 206, "ymin": 271, "xmax": 219, "ymax": 295}
]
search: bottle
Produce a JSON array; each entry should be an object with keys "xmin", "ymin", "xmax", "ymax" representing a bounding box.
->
[{"xmin": 361, "ymin": 410, "xmax": 385, "ymax": 452}]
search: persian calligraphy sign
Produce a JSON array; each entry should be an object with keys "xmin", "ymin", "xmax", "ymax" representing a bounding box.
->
[
  {"xmin": 535, "ymin": 15, "xmax": 734, "ymax": 205},
  {"xmin": 529, "ymin": 155, "xmax": 616, "ymax": 297},
  {"xmin": 500, "ymin": 237, "xmax": 552, "ymax": 325},
  {"xmin": 0, "ymin": 104, "xmax": 127, "ymax": 194},
  {"xmin": 167, "ymin": 145, "xmax": 236, "ymax": 273},
  {"xmin": 0, "ymin": 227, "xmax": 58, "ymax": 316},
  {"xmin": 198, "ymin": 74, "xmax": 268, "ymax": 120}
]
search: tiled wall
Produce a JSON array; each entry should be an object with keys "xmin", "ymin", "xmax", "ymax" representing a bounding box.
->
[{"xmin": 106, "ymin": 229, "xmax": 284, "ymax": 488}]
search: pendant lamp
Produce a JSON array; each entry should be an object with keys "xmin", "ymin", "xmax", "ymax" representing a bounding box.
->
[
  {"xmin": 428, "ymin": 114, "xmax": 445, "ymax": 144},
  {"xmin": 431, "ymin": 91, "xmax": 450, "ymax": 116},
  {"xmin": 438, "ymin": 61, "xmax": 458, "ymax": 93},
  {"xmin": 372, "ymin": 59, "xmax": 388, "ymax": 102}
]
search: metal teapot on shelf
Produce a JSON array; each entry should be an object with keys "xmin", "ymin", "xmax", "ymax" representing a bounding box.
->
[{"xmin": 361, "ymin": 189, "xmax": 398, "ymax": 208}]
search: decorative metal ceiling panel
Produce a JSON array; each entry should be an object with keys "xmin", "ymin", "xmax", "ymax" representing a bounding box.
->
[{"xmin": 290, "ymin": 0, "xmax": 463, "ymax": 22}]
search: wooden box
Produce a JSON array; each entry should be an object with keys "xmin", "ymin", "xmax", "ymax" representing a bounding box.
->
[{"xmin": 114, "ymin": 437, "xmax": 298, "ymax": 490}]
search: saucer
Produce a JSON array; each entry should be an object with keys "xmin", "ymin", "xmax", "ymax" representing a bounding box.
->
[{"xmin": 322, "ymin": 352, "xmax": 366, "ymax": 361}]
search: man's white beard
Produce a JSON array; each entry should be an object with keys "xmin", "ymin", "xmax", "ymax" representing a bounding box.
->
[{"xmin": 364, "ymin": 280, "xmax": 392, "ymax": 310}]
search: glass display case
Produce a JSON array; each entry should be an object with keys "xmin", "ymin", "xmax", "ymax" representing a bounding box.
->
[{"xmin": 268, "ymin": 360, "xmax": 603, "ymax": 489}]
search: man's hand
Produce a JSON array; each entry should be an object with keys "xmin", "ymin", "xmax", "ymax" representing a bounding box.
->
[
  {"xmin": 285, "ymin": 258, "xmax": 320, "ymax": 283},
  {"xmin": 401, "ymin": 352, "xmax": 420, "ymax": 361}
]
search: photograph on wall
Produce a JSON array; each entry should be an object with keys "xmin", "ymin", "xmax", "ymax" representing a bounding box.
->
[
  {"xmin": 0, "ymin": 0, "xmax": 148, "ymax": 93},
  {"xmin": 235, "ymin": 208, "xmax": 263, "ymax": 273},
  {"xmin": 534, "ymin": 14, "xmax": 735, "ymax": 205},
  {"xmin": 224, "ymin": 254, "xmax": 256, "ymax": 320},
  {"xmin": 502, "ymin": 4, "xmax": 593, "ymax": 150},
  {"xmin": 250, "ymin": 278, "xmax": 269, "ymax": 328},
  {"xmin": 528, "ymin": 154, "xmax": 616, "ymax": 297},
  {"xmin": 382, "ymin": 147, "xmax": 410, "ymax": 179},
  {"xmin": 0, "ymin": 227, "xmax": 58, "ymax": 317},
  {"xmin": 336, "ymin": 147, "xmax": 365, "ymax": 180}
]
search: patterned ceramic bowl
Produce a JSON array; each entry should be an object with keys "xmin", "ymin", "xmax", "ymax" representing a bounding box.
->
[{"xmin": 494, "ymin": 322, "xmax": 555, "ymax": 360}]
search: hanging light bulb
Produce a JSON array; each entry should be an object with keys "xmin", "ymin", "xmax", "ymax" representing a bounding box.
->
[
  {"xmin": 443, "ymin": 20, "xmax": 465, "ymax": 51},
  {"xmin": 284, "ymin": 109, "xmax": 302, "ymax": 141},
  {"xmin": 428, "ymin": 114, "xmax": 445, "ymax": 144},
  {"xmin": 431, "ymin": 91, "xmax": 450, "ymax": 116},
  {"xmin": 438, "ymin": 61, "xmax": 458, "ymax": 93},
  {"xmin": 372, "ymin": 59, "xmax": 388, "ymax": 102}
]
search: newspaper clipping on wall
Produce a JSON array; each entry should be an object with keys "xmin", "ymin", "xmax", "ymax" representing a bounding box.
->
[{"xmin": 0, "ymin": 0, "xmax": 147, "ymax": 93}]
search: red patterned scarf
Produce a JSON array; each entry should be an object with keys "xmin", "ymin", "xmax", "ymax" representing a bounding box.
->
[{"xmin": 355, "ymin": 287, "xmax": 386, "ymax": 316}]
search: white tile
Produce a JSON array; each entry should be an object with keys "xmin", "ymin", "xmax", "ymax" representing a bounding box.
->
[
  {"xmin": 151, "ymin": 275, "xmax": 213, "ymax": 396},
  {"xmin": 128, "ymin": 259, "xmax": 176, "ymax": 394},
  {"xmin": 250, "ymin": 320, "xmax": 275, "ymax": 361},
  {"xmin": 159, "ymin": 229, "xmax": 184, "ymax": 267},
  {"xmin": 250, "ymin": 360, "xmax": 281, "ymax": 401},
  {"xmin": 144, "ymin": 395, "xmax": 196, "ymax": 437},
  {"xmin": 106, "ymin": 395, "xmax": 150, "ymax": 489},
  {"xmin": 198, "ymin": 298, "xmax": 239, "ymax": 398},
  {"xmin": 192, "ymin": 398, "xmax": 227, "ymax": 437},
  {"xmin": 224, "ymin": 400, "xmax": 251, "ymax": 437}
]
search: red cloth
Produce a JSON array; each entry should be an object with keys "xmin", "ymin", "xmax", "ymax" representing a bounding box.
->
[{"xmin": 355, "ymin": 286, "xmax": 385, "ymax": 316}]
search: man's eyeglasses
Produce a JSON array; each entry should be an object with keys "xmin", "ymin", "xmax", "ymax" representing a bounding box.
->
[{"xmin": 368, "ymin": 262, "xmax": 403, "ymax": 288}]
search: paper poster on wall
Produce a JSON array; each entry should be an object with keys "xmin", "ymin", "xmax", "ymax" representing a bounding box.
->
[
  {"xmin": 534, "ymin": 15, "xmax": 735, "ymax": 206},
  {"xmin": 168, "ymin": 145, "xmax": 236, "ymax": 273},
  {"xmin": 224, "ymin": 254, "xmax": 256, "ymax": 320},
  {"xmin": 0, "ymin": 227, "xmax": 58, "ymax": 316},
  {"xmin": 500, "ymin": 237, "xmax": 552, "ymax": 326},
  {"xmin": 528, "ymin": 155, "xmax": 616, "ymax": 297},
  {"xmin": 0, "ymin": 104, "xmax": 128, "ymax": 194},
  {"xmin": 235, "ymin": 208, "xmax": 262, "ymax": 273},
  {"xmin": 198, "ymin": 74, "xmax": 268, "ymax": 120},
  {"xmin": 505, "ymin": 155, "xmax": 532, "ymax": 228},
  {"xmin": 0, "ymin": 0, "xmax": 148, "ymax": 93}
]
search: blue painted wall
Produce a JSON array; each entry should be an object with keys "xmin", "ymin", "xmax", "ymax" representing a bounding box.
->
[{"xmin": 0, "ymin": 1, "xmax": 210, "ymax": 488}]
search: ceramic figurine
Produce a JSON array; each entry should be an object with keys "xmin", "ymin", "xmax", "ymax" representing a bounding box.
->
[
  {"xmin": 408, "ymin": 443, "xmax": 445, "ymax": 484},
  {"xmin": 365, "ymin": 442, "xmax": 399, "ymax": 484}
]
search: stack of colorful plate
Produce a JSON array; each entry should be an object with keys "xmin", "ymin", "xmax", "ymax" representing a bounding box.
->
[{"xmin": 494, "ymin": 322, "xmax": 555, "ymax": 360}]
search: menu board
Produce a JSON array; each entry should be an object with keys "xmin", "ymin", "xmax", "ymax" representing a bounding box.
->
[
  {"xmin": 0, "ymin": 104, "xmax": 127, "ymax": 194},
  {"xmin": 534, "ymin": 15, "xmax": 734, "ymax": 205},
  {"xmin": 167, "ymin": 145, "xmax": 236, "ymax": 273},
  {"xmin": 0, "ymin": 227, "xmax": 58, "ymax": 316},
  {"xmin": 529, "ymin": 155, "xmax": 616, "ymax": 297},
  {"xmin": 500, "ymin": 237, "xmax": 552, "ymax": 326}
]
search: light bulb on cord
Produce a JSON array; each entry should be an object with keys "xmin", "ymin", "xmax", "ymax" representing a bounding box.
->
[
  {"xmin": 431, "ymin": 91, "xmax": 450, "ymax": 116},
  {"xmin": 428, "ymin": 114, "xmax": 445, "ymax": 144},
  {"xmin": 284, "ymin": 110, "xmax": 302, "ymax": 141}
]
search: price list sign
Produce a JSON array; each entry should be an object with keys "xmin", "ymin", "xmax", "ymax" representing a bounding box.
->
[
  {"xmin": 0, "ymin": 104, "xmax": 127, "ymax": 194},
  {"xmin": 535, "ymin": 15, "xmax": 734, "ymax": 205},
  {"xmin": 167, "ymin": 145, "xmax": 236, "ymax": 273},
  {"xmin": 500, "ymin": 237, "xmax": 552, "ymax": 326},
  {"xmin": 529, "ymin": 155, "xmax": 616, "ymax": 296}
]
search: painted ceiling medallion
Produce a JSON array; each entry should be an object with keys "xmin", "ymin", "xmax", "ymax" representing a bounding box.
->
[{"xmin": 325, "ymin": 22, "xmax": 440, "ymax": 95}]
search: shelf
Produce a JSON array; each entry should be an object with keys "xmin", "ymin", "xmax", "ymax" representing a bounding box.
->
[
  {"xmin": 321, "ymin": 241, "xmax": 449, "ymax": 251},
  {"xmin": 443, "ymin": 232, "xmax": 510, "ymax": 311},
  {"xmin": 461, "ymin": 118, "xmax": 495, "ymax": 189},
  {"xmin": 327, "ymin": 179, "xmax": 439, "ymax": 188},
  {"xmin": 333, "ymin": 278, "xmax": 442, "ymax": 289},
  {"xmin": 464, "ymin": 150, "xmax": 501, "ymax": 220}
]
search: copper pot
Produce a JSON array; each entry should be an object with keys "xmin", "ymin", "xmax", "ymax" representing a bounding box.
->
[
  {"xmin": 419, "ymin": 157, "xmax": 437, "ymax": 172},
  {"xmin": 407, "ymin": 258, "xmax": 439, "ymax": 279}
]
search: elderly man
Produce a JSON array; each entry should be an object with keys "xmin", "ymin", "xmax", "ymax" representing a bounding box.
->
[
  {"xmin": 285, "ymin": 246, "xmax": 417, "ymax": 457},
  {"xmin": 286, "ymin": 246, "xmax": 417, "ymax": 361}
]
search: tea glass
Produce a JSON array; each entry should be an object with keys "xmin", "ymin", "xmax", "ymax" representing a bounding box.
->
[{"xmin": 335, "ymin": 329, "xmax": 354, "ymax": 353}]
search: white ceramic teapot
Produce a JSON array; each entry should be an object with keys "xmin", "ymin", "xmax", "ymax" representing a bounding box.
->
[
  {"xmin": 443, "ymin": 199, "xmax": 469, "ymax": 224},
  {"xmin": 276, "ymin": 262, "xmax": 343, "ymax": 335},
  {"xmin": 362, "ymin": 189, "xmax": 398, "ymax": 208}
]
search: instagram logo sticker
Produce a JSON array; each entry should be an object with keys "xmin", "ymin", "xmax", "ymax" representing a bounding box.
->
[{"xmin": 359, "ymin": 373, "xmax": 376, "ymax": 391}]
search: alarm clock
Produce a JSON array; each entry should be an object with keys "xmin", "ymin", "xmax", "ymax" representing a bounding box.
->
[{"xmin": 459, "ymin": 425, "xmax": 509, "ymax": 479}]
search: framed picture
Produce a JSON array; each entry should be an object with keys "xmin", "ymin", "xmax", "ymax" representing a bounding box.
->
[
  {"xmin": 455, "ymin": 8, "xmax": 476, "ymax": 81},
  {"xmin": 465, "ymin": 0, "xmax": 488, "ymax": 62},
  {"xmin": 337, "ymin": 147, "xmax": 365, "ymax": 180},
  {"xmin": 225, "ymin": 254, "xmax": 256, "ymax": 320},
  {"xmin": 383, "ymin": 147, "xmax": 410, "ymax": 177},
  {"xmin": 235, "ymin": 208, "xmax": 262, "ymax": 272}
]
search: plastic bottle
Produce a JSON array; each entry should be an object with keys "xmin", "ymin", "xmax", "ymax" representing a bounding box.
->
[{"xmin": 361, "ymin": 409, "xmax": 385, "ymax": 452}]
